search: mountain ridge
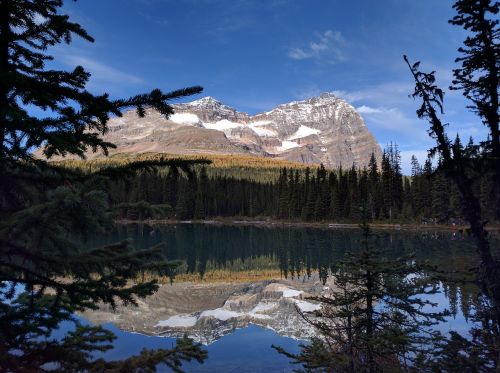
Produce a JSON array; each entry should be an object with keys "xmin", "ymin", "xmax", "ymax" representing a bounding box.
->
[{"xmin": 82, "ymin": 92, "xmax": 383, "ymax": 168}]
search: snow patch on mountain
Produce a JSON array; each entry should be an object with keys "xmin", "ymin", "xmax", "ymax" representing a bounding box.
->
[
  {"xmin": 201, "ymin": 118, "xmax": 277, "ymax": 137},
  {"xmin": 282, "ymin": 288, "xmax": 304, "ymax": 298},
  {"xmin": 278, "ymin": 141, "xmax": 300, "ymax": 152},
  {"xmin": 155, "ymin": 300, "xmax": 278, "ymax": 328},
  {"xmin": 156, "ymin": 315, "xmax": 197, "ymax": 328},
  {"xmin": 288, "ymin": 125, "xmax": 321, "ymax": 140},
  {"xmin": 294, "ymin": 300, "xmax": 321, "ymax": 312},
  {"xmin": 200, "ymin": 308, "xmax": 242, "ymax": 321},
  {"xmin": 169, "ymin": 113, "xmax": 200, "ymax": 125},
  {"xmin": 203, "ymin": 119, "xmax": 242, "ymax": 131},
  {"xmin": 248, "ymin": 303, "xmax": 276, "ymax": 319},
  {"xmin": 249, "ymin": 120, "xmax": 272, "ymax": 127},
  {"xmin": 248, "ymin": 124, "xmax": 277, "ymax": 137},
  {"xmin": 152, "ymin": 281, "xmax": 323, "ymax": 344},
  {"xmin": 190, "ymin": 96, "xmax": 219, "ymax": 106},
  {"xmin": 93, "ymin": 92, "xmax": 383, "ymax": 169}
]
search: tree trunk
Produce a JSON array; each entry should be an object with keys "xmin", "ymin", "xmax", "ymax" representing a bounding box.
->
[{"xmin": 366, "ymin": 271, "xmax": 375, "ymax": 373}]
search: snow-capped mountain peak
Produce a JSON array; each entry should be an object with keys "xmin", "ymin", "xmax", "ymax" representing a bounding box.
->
[
  {"xmin": 190, "ymin": 96, "xmax": 221, "ymax": 106},
  {"xmin": 87, "ymin": 93, "xmax": 382, "ymax": 169}
]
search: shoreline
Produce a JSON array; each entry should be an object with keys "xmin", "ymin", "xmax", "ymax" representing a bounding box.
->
[{"xmin": 114, "ymin": 217, "xmax": 500, "ymax": 232}]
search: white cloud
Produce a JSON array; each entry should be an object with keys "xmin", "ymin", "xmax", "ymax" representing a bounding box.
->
[
  {"xmin": 288, "ymin": 48, "xmax": 311, "ymax": 60},
  {"xmin": 288, "ymin": 30, "xmax": 347, "ymax": 63},
  {"xmin": 63, "ymin": 55, "xmax": 144, "ymax": 85},
  {"xmin": 356, "ymin": 105, "xmax": 384, "ymax": 114},
  {"xmin": 331, "ymin": 83, "xmax": 433, "ymax": 146},
  {"xmin": 355, "ymin": 104, "xmax": 424, "ymax": 137},
  {"xmin": 331, "ymin": 77, "xmax": 488, "ymax": 174},
  {"xmin": 331, "ymin": 89, "xmax": 367, "ymax": 103},
  {"xmin": 333, "ymin": 81, "xmax": 413, "ymax": 105}
]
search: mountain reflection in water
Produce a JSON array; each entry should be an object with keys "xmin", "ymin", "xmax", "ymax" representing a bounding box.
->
[
  {"xmin": 86, "ymin": 223, "xmax": 491, "ymax": 286},
  {"xmin": 83, "ymin": 224, "xmax": 499, "ymax": 344}
]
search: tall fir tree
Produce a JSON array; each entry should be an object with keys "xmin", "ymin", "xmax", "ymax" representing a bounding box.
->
[
  {"xmin": 0, "ymin": 1, "xmax": 207, "ymax": 370},
  {"xmin": 274, "ymin": 221, "xmax": 446, "ymax": 372},
  {"xmin": 405, "ymin": 0, "xmax": 500, "ymax": 367},
  {"xmin": 367, "ymin": 152, "xmax": 382, "ymax": 220},
  {"xmin": 381, "ymin": 150, "xmax": 393, "ymax": 219}
]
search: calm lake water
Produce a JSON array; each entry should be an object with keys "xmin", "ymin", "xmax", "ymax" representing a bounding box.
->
[
  {"xmin": 82, "ymin": 223, "xmax": 499, "ymax": 372},
  {"xmin": 59, "ymin": 320, "xmax": 302, "ymax": 372}
]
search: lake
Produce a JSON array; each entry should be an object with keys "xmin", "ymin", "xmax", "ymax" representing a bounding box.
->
[{"xmin": 82, "ymin": 223, "xmax": 497, "ymax": 372}]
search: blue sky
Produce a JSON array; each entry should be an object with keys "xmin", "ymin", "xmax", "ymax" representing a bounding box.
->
[{"xmin": 53, "ymin": 0, "xmax": 487, "ymax": 173}]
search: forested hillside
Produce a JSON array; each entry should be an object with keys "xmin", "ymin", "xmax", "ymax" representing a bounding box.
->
[
  {"xmin": 64, "ymin": 141, "xmax": 496, "ymax": 223},
  {"xmin": 59, "ymin": 152, "xmax": 309, "ymax": 182}
]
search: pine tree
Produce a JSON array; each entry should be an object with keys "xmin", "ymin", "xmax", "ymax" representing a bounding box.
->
[
  {"xmin": 422, "ymin": 294, "xmax": 499, "ymax": 372},
  {"xmin": 0, "ymin": 1, "xmax": 207, "ymax": 370},
  {"xmin": 368, "ymin": 152, "xmax": 382, "ymax": 220},
  {"xmin": 410, "ymin": 155, "xmax": 423, "ymax": 219},
  {"xmin": 431, "ymin": 168, "xmax": 450, "ymax": 222},
  {"xmin": 329, "ymin": 170, "xmax": 339, "ymax": 220},
  {"xmin": 277, "ymin": 168, "xmax": 290, "ymax": 218},
  {"xmin": 390, "ymin": 143, "xmax": 404, "ymax": 217},
  {"xmin": 287, "ymin": 169, "xmax": 298, "ymax": 219},
  {"xmin": 193, "ymin": 167, "xmax": 208, "ymax": 219},
  {"xmin": 315, "ymin": 164, "xmax": 331, "ymax": 220},
  {"xmin": 359, "ymin": 167, "xmax": 369, "ymax": 214},
  {"xmin": 348, "ymin": 165, "xmax": 361, "ymax": 221},
  {"xmin": 422, "ymin": 156, "xmax": 434, "ymax": 219},
  {"xmin": 274, "ymin": 221, "xmax": 446, "ymax": 372},
  {"xmin": 301, "ymin": 167, "xmax": 311, "ymax": 216},
  {"xmin": 381, "ymin": 150, "xmax": 392, "ymax": 219},
  {"xmin": 165, "ymin": 167, "xmax": 180, "ymax": 208},
  {"xmin": 334, "ymin": 167, "xmax": 349, "ymax": 219},
  {"xmin": 193, "ymin": 189, "xmax": 205, "ymax": 220},
  {"xmin": 405, "ymin": 0, "xmax": 500, "ymax": 367},
  {"xmin": 410, "ymin": 155, "xmax": 421, "ymax": 178},
  {"xmin": 402, "ymin": 177, "xmax": 413, "ymax": 220},
  {"xmin": 303, "ymin": 176, "xmax": 317, "ymax": 221}
]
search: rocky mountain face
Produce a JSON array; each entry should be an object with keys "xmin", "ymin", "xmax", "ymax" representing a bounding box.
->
[
  {"xmin": 95, "ymin": 93, "xmax": 382, "ymax": 168},
  {"xmin": 82, "ymin": 278, "xmax": 329, "ymax": 345}
]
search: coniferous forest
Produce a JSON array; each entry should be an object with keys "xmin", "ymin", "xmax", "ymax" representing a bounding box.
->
[
  {"xmin": 1, "ymin": 0, "xmax": 499, "ymax": 372},
  {"xmin": 79, "ymin": 140, "xmax": 497, "ymax": 224}
]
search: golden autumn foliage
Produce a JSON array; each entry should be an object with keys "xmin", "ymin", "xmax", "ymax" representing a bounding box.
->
[{"xmin": 56, "ymin": 152, "xmax": 312, "ymax": 182}]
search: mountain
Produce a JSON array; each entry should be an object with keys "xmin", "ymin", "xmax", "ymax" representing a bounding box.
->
[
  {"xmin": 82, "ymin": 278, "xmax": 327, "ymax": 345},
  {"xmin": 86, "ymin": 93, "xmax": 382, "ymax": 168}
]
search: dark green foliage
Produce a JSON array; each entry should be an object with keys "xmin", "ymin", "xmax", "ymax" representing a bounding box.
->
[
  {"xmin": 87, "ymin": 336, "xmax": 207, "ymax": 373},
  {"xmin": 431, "ymin": 169, "xmax": 450, "ymax": 222},
  {"xmin": 405, "ymin": 0, "xmax": 500, "ymax": 369},
  {"xmin": 113, "ymin": 201, "xmax": 174, "ymax": 220},
  {"xmin": 193, "ymin": 166, "xmax": 208, "ymax": 219},
  {"xmin": 367, "ymin": 153, "xmax": 383, "ymax": 220},
  {"xmin": 449, "ymin": 0, "xmax": 500, "ymax": 160},
  {"xmin": 176, "ymin": 175, "xmax": 195, "ymax": 220},
  {"xmin": 419, "ymin": 294, "xmax": 499, "ymax": 372},
  {"xmin": 0, "ymin": 0, "xmax": 207, "ymax": 371},
  {"xmin": 97, "ymin": 142, "xmax": 498, "ymax": 224},
  {"xmin": 380, "ymin": 144, "xmax": 403, "ymax": 220},
  {"xmin": 274, "ymin": 222, "xmax": 446, "ymax": 372},
  {"xmin": 273, "ymin": 338, "xmax": 340, "ymax": 372}
]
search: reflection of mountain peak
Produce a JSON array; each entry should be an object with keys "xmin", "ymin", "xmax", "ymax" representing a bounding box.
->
[
  {"xmin": 80, "ymin": 225, "xmax": 478, "ymax": 349},
  {"xmin": 82, "ymin": 279, "xmax": 327, "ymax": 345},
  {"xmin": 154, "ymin": 281, "xmax": 322, "ymax": 344}
]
